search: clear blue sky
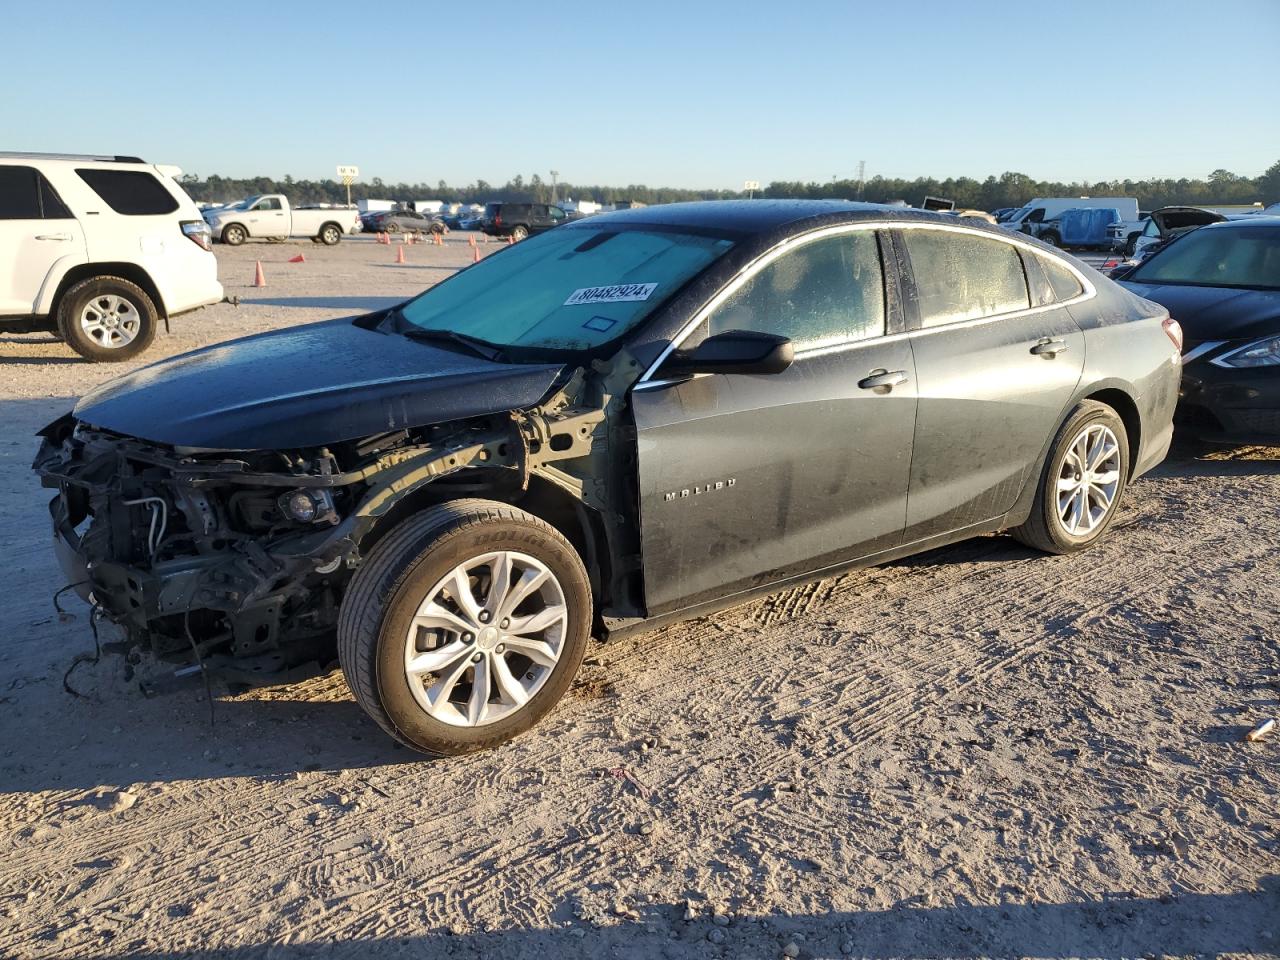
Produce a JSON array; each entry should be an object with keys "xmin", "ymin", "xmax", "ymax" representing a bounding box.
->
[{"xmin": 5, "ymin": 0, "xmax": 1278, "ymax": 189}]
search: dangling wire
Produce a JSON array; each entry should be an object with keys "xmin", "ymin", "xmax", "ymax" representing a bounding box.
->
[
  {"xmin": 62, "ymin": 603, "xmax": 104, "ymax": 699},
  {"xmin": 184, "ymin": 605, "xmax": 216, "ymax": 728}
]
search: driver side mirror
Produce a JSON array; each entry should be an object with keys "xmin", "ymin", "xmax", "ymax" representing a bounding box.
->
[{"xmin": 664, "ymin": 329, "xmax": 795, "ymax": 377}]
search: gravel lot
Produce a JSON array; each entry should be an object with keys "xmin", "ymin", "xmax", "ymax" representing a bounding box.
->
[{"xmin": 1, "ymin": 236, "xmax": 1277, "ymax": 959}]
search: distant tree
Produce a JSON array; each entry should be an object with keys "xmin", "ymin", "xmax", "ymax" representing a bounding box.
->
[{"xmin": 1258, "ymin": 160, "xmax": 1280, "ymax": 205}]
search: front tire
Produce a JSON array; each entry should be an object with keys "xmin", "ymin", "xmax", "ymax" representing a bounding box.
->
[
  {"xmin": 1040, "ymin": 230, "xmax": 1061, "ymax": 248},
  {"xmin": 222, "ymin": 224, "xmax": 247, "ymax": 246},
  {"xmin": 1012, "ymin": 401, "xmax": 1129, "ymax": 554},
  {"xmin": 57, "ymin": 276, "xmax": 158, "ymax": 362},
  {"xmin": 338, "ymin": 500, "xmax": 592, "ymax": 756}
]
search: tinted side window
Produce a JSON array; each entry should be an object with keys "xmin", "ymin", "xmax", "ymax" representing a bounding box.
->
[
  {"xmin": 0, "ymin": 166, "xmax": 42, "ymax": 219},
  {"xmin": 903, "ymin": 230, "xmax": 1029, "ymax": 328},
  {"xmin": 686, "ymin": 232, "xmax": 886, "ymax": 352},
  {"xmin": 1040, "ymin": 255, "xmax": 1084, "ymax": 301},
  {"xmin": 75, "ymin": 169, "xmax": 179, "ymax": 215}
]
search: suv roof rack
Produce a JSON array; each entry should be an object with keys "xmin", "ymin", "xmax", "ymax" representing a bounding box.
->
[{"xmin": 0, "ymin": 151, "xmax": 147, "ymax": 164}]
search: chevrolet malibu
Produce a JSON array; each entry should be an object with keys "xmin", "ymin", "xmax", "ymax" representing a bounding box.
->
[{"xmin": 35, "ymin": 201, "xmax": 1182, "ymax": 756}]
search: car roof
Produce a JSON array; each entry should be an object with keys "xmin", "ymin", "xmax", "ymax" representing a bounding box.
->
[
  {"xmin": 572, "ymin": 199, "xmax": 976, "ymax": 236},
  {"xmin": 1198, "ymin": 216, "xmax": 1280, "ymax": 231},
  {"xmin": 0, "ymin": 151, "xmax": 147, "ymax": 164}
]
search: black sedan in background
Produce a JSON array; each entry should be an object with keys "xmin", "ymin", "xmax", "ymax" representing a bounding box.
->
[
  {"xmin": 365, "ymin": 208, "xmax": 447, "ymax": 235},
  {"xmin": 1117, "ymin": 218, "xmax": 1280, "ymax": 441}
]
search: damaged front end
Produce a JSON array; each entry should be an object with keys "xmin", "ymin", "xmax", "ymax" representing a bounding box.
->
[{"xmin": 33, "ymin": 365, "xmax": 632, "ymax": 684}]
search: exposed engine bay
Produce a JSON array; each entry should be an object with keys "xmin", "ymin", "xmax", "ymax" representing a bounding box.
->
[{"xmin": 34, "ymin": 361, "xmax": 641, "ymax": 684}]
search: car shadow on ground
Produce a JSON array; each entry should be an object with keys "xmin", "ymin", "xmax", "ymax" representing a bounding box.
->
[
  {"xmin": 238, "ymin": 296, "xmax": 406, "ymax": 311},
  {"xmin": 0, "ymin": 673, "xmax": 417, "ymax": 793},
  {"xmin": 61, "ymin": 879, "xmax": 1280, "ymax": 959}
]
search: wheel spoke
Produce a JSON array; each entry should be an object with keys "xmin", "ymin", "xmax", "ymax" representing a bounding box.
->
[
  {"xmin": 507, "ymin": 604, "xmax": 566, "ymax": 638},
  {"xmin": 1091, "ymin": 469, "xmax": 1120, "ymax": 488},
  {"xmin": 501, "ymin": 635, "xmax": 559, "ymax": 667},
  {"xmin": 413, "ymin": 602, "xmax": 475, "ymax": 636},
  {"xmin": 466, "ymin": 656, "xmax": 491, "ymax": 725},
  {"xmin": 406, "ymin": 640, "xmax": 471, "ymax": 676},
  {"xmin": 498, "ymin": 567, "xmax": 549, "ymax": 619},
  {"xmin": 425, "ymin": 653, "xmax": 473, "ymax": 713},
  {"xmin": 491, "ymin": 655, "xmax": 529, "ymax": 707},
  {"xmin": 484, "ymin": 552, "xmax": 513, "ymax": 618},
  {"xmin": 445, "ymin": 567, "xmax": 483, "ymax": 624}
]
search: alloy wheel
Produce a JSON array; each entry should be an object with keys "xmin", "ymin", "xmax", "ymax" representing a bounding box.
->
[
  {"xmin": 403, "ymin": 551, "xmax": 568, "ymax": 727},
  {"xmin": 79, "ymin": 294, "xmax": 141, "ymax": 349},
  {"xmin": 1056, "ymin": 423, "xmax": 1121, "ymax": 535}
]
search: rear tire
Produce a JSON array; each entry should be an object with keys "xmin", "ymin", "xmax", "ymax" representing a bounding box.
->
[
  {"xmin": 337, "ymin": 499, "xmax": 592, "ymax": 756},
  {"xmin": 57, "ymin": 276, "xmax": 158, "ymax": 362},
  {"xmin": 1012, "ymin": 401, "xmax": 1129, "ymax": 555},
  {"xmin": 319, "ymin": 223, "xmax": 342, "ymax": 245},
  {"xmin": 511, "ymin": 225, "xmax": 529, "ymax": 241}
]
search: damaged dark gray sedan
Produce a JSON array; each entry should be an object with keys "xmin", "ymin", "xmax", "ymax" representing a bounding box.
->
[{"xmin": 35, "ymin": 201, "xmax": 1183, "ymax": 756}]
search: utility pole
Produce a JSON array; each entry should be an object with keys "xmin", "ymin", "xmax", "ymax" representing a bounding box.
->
[
  {"xmin": 550, "ymin": 170, "xmax": 559, "ymax": 204},
  {"xmin": 857, "ymin": 160, "xmax": 866, "ymax": 201}
]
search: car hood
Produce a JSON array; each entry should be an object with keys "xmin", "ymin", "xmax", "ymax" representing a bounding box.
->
[
  {"xmin": 1118, "ymin": 282, "xmax": 1280, "ymax": 343},
  {"xmin": 73, "ymin": 318, "xmax": 567, "ymax": 451}
]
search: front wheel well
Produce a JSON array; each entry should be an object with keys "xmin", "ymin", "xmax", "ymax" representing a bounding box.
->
[
  {"xmin": 1082, "ymin": 388, "xmax": 1141, "ymax": 478},
  {"xmin": 50, "ymin": 263, "xmax": 167, "ymax": 319}
]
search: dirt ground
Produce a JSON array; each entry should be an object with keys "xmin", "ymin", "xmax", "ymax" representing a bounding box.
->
[{"xmin": 1, "ymin": 236, "xmax": 1277, "ymax": 959}]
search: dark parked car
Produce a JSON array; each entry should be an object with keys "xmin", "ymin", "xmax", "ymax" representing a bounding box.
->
[
  {"xmin": 35, "ymin": 201, "xmax": 1181, "ymax": 757},
  {"xmin": 367, "ymin": 208, "xmax": 446, "ymax": 235},
  {"xmin": 481, "ymin": 202, "xmax": 568, "ymax": 240},
  {"xmin": 1116, "ymin": 217, "xmax": 1280, "ymax": 441}
]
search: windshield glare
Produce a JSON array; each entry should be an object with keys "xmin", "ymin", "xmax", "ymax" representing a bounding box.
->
[
  {"xmin": 398, "ymin": 226, "xmax": 735, "ymax": 353},
  {"xmin": 1130, "ymin": 225, "xmax": 1280, "ymax": 290}
]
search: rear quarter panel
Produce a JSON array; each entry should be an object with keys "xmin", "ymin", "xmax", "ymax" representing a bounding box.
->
[{"xmin": 1070, "ymin": 275, "xmax": 1180, "ymax": 477}]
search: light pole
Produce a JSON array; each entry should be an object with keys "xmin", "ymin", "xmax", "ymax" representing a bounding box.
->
[{"xmin": 550, "ymin": 170, "xmax": 559, "ymax": 204}]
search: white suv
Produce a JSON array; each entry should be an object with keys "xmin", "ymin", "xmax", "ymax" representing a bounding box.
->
[{"xmin": 0, "ymin": 152, "xmax": 223, "ymax": 361}]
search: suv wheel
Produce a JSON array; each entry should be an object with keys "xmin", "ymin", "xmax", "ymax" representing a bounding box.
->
[
  {"xmin": 338, "ymin": 499, "xmax": 592, "ymax": 756},
  {"xmin": 222, "ymin": 224, "xmax": 247, "ymax": 246},
  {"xmin": 1040, "ymin": 230, "xmax": 1061, "ymax": 247},
  {"xmin": 511, "ymin": 225, "xmax": 529, "ymax": 241},
  {"xmin": 57, "ymin": 276, "xmax": 158, "ymax": 362},
  {"xmin": 1012, "ymin": 401, "xmax": 1129, "ymax": 554},
  {"xmin": 320, "ymin": 224, "xmax": 342, "ymax": 245}
]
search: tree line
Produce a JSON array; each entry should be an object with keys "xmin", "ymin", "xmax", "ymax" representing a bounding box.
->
[{"xmin": 180, "ymin": 160, "xmax": 1280, "ymax": 211}]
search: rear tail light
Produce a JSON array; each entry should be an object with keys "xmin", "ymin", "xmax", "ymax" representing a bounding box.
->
[
  {"xmin": 181, "ymin": 219, "xmax": 213, "ymax": 252},
  {"xmin": 1162, "ymin": 316, "xmax": 1183, "ymax": 352},
  {"xmin": 494, "ymin": 212, "xmax": 502, "ymax": 226}
]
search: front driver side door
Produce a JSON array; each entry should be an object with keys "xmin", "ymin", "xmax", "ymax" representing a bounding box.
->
[{"xmin": 631, "ymin": 228, "xmax": 918, "ymax": 615}]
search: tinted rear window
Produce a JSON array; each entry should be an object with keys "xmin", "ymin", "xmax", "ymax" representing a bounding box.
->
[
  {"xmin": 1040, "ymin": 255, "xmax": 1084, "ymax": 301},
  {"xmin": 903, "ymin": 230, "xmax": 1030, "ymax": 327},
  {"xmin": 75, "ymin": 168, "xmax": 179, "ymax": 216},
  {"xmin": 0, "ymin": 166, "xmax": 42, "ymax": 219}
]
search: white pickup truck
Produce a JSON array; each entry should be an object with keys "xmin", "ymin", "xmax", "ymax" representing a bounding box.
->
[{"xmin": 204, "ymin": 195, "xmax": 360, "ymax": 246}]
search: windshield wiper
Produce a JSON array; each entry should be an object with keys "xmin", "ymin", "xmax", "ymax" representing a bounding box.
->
[{"xmin": 401, "ymin": 327, "xmax": 506, "ymax": 362}]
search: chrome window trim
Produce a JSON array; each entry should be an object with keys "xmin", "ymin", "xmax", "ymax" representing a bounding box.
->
[{"xmin": 636, "ymin": 220, "xmax": 1097, "ymax": 386}]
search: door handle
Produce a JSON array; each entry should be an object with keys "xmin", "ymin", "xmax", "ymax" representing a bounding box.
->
[
  {"xmin": 1030, "ymin": 338, "xmax": 1069, "ymax": 357},
  {"xmin": 35, "ymin": 233, "xmax": 73, "ymax": 241},
  {"xmin": 858, "ymin": 369, "xmax": 909, "ymax": 391}
]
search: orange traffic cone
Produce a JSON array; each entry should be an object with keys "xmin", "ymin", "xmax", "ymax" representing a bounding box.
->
[
  {"xmin": 436, "ymin": 232, "xmax": 444, "ymax": 246},
  {"xmin": 395, "ymin": 245, "xmax": 406, "ymax": 264},
  {"xmin": 400, "ymin": 233, "xmax": 408, "ymax": 245},
  {"xmin": 253, "ymin": 261, "xmax": 266, "ymax": 287},
  {"xmin": 288, "ymin": 253, "xmax": 306, "ymax": 263},
  {"xmin": 472, "ymin": 245, "xmax": 481, "ymax": 263}
]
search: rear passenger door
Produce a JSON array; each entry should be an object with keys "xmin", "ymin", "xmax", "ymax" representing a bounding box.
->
[
  {"xmin": 0, "ymin": 165, "xmax": 85, "ymax": 315},
  {"xmin": 895, "ymin": 227, "xmax": 1085, "ymax": 542}
]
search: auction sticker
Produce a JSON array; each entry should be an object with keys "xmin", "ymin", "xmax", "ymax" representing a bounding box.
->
[{"xmin": 564, "ymin": 282, "xmax": 657, "ymax": 306}]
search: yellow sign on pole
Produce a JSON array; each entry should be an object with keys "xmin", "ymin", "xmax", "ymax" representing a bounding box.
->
[{"xmin": 337, "ymin": 165, "xmax": 359, "ymax": 206}]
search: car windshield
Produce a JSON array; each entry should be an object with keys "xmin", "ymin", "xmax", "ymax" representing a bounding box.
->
[
  {"xmin": 396, "ymin": 226, "xmax": 735, "ymax": 355},
  {"xmin": 1128, "ymin": 225, "xmax": 1280, "ymax": 291}
]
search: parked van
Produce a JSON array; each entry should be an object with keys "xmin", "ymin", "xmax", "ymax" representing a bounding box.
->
[{"xmin": 1001, "ymin": 197, "xmax": 1140, "ymax": 236}]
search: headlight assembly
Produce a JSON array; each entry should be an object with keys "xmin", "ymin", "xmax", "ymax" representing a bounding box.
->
[{"xmin": 1211, "ymin": 334, "xmax": 1280, "ymax": 369}]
